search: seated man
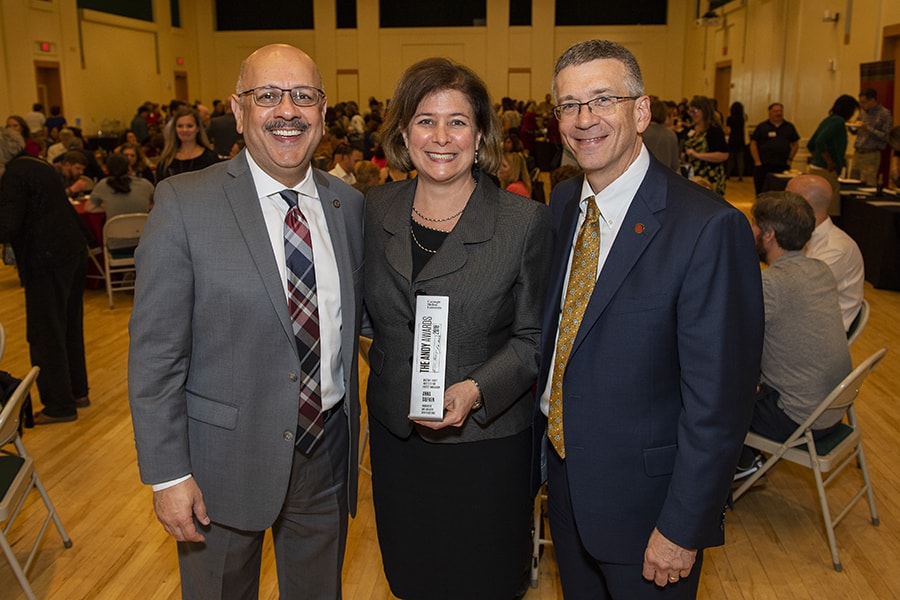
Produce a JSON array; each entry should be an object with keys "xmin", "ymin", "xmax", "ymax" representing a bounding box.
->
[
  {"xmin": 787, "ymin": 174, "xmax": 864, "ymax": 332},
  {"xmin": 328, "ymin": 142, "xmax": 361, "ymax": 185},
  {"xmin": 736, "ymin": 191, "xmax": 852, "ymax": 479},
  {"xmin": 54, "ymin": 150, "xmax": 92, "ymax": 198}
]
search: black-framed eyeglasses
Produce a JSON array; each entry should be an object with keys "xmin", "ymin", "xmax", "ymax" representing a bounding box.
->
[
  {"xmin": 237, "ymin": 86, "xmax": 325, "ymax": 108},
  {"xmin": 553, "ymin": 95, "xmax": 639, "ymax": 120}
]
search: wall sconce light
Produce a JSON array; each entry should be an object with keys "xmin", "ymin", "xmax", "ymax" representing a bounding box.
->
[{"xmin": 823, "ymin": 10, "xmax": 840, "ymax": 23}]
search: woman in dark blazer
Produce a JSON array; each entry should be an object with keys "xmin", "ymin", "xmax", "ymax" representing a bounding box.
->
[{"xmin": 364, "ymin": 58, "xmax": 551, "ymax": 600}]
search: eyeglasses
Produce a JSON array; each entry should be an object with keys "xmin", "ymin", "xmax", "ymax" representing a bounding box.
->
[
  {"xmin": 237, "ymin": 86, "xmax": 325, "ymax": 108},
  {"xmin": 553, "ymin": 95, "xmax": 639, "ymax": 120}
]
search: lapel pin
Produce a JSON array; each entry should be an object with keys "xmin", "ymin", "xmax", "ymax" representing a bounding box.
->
[
  {"xmin": 333, "ymin": 199, "xmax": 341, "ymax": 208},
  {"xmin": 634, "ymin": 223, "xmax": 645, "ymax": 234}
]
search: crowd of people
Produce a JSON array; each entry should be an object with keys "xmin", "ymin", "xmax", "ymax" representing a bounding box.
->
[
  {"xmin": 1, "ymin": 37, "xmax": 897, "ymax": 600},
  {"xmin": 5, "ymin": 71, "xmax": 897, "ymax": 204}
]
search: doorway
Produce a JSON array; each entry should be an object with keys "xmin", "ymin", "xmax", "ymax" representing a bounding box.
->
[
  {"xmin": 508, "ymin": 68, "xmax": 531, "ymax": 107},
  {"xmin": 714, "ymin": 61, "xmax": 732, "ymax": 118},
  {"xmin": 174, "ymin": 71, "xmax": 189, "ymax": 103},
  {"xmin": 34, "ymin": 61, "xmax": 63, "ymax": 117},
  {"xmin": 336, "ymin": 69, "xmax": 359, "ymax": 107}
]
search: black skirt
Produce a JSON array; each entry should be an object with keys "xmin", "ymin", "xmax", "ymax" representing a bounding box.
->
[{"xmin": 369, "ymin": 418, "xmax": 532, "ymax": 600}]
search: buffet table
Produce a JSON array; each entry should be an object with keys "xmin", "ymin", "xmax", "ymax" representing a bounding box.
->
[{"xmin": 840, "ymin": 191, "xmax": 900, "ymax": 291}]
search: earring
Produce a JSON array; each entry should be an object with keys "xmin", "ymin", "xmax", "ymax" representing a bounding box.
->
[{"xmin": 474, "ymin": 149, "xmax": 479, "ymax": 165}]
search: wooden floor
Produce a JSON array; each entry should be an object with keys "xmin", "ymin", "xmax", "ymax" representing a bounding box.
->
[{"xmin": 1, "ymin": 178, "xmax": 899, "ymax": 599}]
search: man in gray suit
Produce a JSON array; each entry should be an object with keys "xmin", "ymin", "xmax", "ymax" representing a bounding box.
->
[{"xmin": 128, "ymin": 44, "xmax": 364, "ymax": 599}]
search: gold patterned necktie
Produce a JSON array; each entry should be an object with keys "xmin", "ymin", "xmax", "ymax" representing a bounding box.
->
[{"xmin": 548, "ymin": 196, "xmax": 600, "ymax": 458}]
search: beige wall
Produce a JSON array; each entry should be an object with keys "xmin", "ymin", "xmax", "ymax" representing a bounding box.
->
[
  {"xmin": 683, "ymin": 0, "xmax": 900, "ymax": 152},
  {"xmin": 1, "ymin": 0, "xmax": 897, "ymax": 140}
]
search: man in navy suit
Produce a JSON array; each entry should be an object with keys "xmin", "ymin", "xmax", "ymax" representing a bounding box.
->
[{"xmin": 536, "ymin": 39, "xmax": 765, "ymax": 598}]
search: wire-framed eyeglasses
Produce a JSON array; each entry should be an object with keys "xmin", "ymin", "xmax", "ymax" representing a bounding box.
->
[
  {"xmin": 237, "ymin": 86, "xmax": 325, "ymax": 108},
  {"xmin": 553, "ymin": 96, "xmax": 639, "ymax": 120}
]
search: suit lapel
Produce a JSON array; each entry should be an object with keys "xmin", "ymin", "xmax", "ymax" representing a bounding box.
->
[
  {"xmin": 313, "ymin": 169, "xmax": 356, "ymax": 380},
  {"xmin": 546, "ymin": 189, "xmax": 580, "ymax": 325},
  {"xmin": 381, "ymin": 177, "xmax": 495, "ymax": 285},
  {"xmin": 539, "ymin": 187, "xmax": 581, "ymax": 387},
  {"xmin": 224, "ymin": 153, "xmax": 297, "ymax": 357},
  {"xmin": 314, "ymin": 169, "xmax": 350, "ymax": 277},
  {"xmin": 382, "ymin": 179, "xmax": 416, "ymax": 282},
  {"xmin": 416, "ymin": 177, "xmax": 494, "ymax": 283},
  {"xmin": 571, "ymin": 163, "xmax": 667, "ymax": 354}
]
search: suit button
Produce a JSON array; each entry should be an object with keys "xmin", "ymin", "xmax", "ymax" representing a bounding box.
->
[
  {"xmin": 408, "ymin": 356, "xmax": 413, "ymax": 366},
  {"xmin": 284, "ymin": 431, "xmax": 294, "ymax": 441},
  {"xmin": 414, "ymin": 289, "xmax": 426, "ymax": 296},
  {"xmin": 408, "ymin": 320, "xmax": 414, "ymax": 332},
  {"xmin": 289, "ymin": 373, "xmax": 298, "ymax": 382}
]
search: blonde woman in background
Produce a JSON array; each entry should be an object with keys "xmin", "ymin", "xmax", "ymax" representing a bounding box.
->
[
  {"xmin": 155, "ymin": 106, "xmax": 219, "ymax": 184},
  {"xmin": 498, "ymin": 150, "xmax": 532, "ymax": 198}
]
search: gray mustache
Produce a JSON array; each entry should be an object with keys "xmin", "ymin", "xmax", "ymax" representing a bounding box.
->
[{"xmin": 265, "ymin": 120, "xmax": 311, "ymax": 132}]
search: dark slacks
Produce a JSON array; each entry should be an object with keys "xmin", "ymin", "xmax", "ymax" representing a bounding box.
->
[
  {"xmin": 23, "ymin": 253, "xmax": 88, "ymax": 418},
  {"xmin": 739, "ymin": 383, "xmax": 841, "ymax": 466},
  {"xmin": 548, "ymin": 449, "xmax": 703, "ymax": 600},
  {"xmin": 177, "ymin": 408, "xmax": 350, "ymax": 600}
]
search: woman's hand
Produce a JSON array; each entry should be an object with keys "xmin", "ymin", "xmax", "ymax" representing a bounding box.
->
[{"xmin": 412, "ymin": 379, "xmax": 480, "ymax": 430}]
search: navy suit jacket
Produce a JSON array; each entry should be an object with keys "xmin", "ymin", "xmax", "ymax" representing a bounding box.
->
[{"xmin": 536, "ymin": 155, "xmax": 764, "ymax": 563}]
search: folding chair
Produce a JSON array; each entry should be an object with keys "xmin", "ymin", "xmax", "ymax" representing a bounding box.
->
[
  {"xmin": 733, "ymin": 347, "xmax": 887, "ymax": 571},
  {"xmin": 1, "ymin": 366, "xmax": 73, "ymax": 600},
  {"xmin": 102, "ymin": 212, "xmax": 148, "ymax": 308},
  {"xmin": 358, "ymin": 336, "xmax": 373, "ymax": 475},
  {"xmin": 86, "ymin": 244, "xmax": 106, "ymax": 286},
  {"xmin": 530, "ymin": 482, "xmax": 552, "ymax": 587},
  {"xmin": 846, "ymin": 298, "xmax": 869, "ymax": 346}
]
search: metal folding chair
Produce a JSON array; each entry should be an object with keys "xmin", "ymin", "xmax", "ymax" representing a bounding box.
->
[
  {"xmin": 734, "ymin": 348, "xmax": 886, "ymax": 571},
  {"xmin": 846, "ymin": 298, "xmax": 869, "ymax": 346},
  {"xmin": 1, "ymin": 366, "xmax": 73, "ymax": 599},
  {"xmin": 102, "ymin": 213, "xmax": 148, "ymax": 308}
]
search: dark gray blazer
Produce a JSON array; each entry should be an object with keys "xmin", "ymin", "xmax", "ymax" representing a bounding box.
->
[
  {"xmin": 364, "ymin": 175, "xmax": 551, "ymax": 443},
  {"xmin": 128, "ymin": 150, "xmax": 365, "ymax": 529}
]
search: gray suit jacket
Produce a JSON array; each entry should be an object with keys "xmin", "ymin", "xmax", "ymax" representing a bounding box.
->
[
  {"xmin": 128, "ymin": 151, "xmax": 364, "ymax": 530},
  {"xmin": 364, "ymin": 176, "xmax": 551, "ymax": 443}
]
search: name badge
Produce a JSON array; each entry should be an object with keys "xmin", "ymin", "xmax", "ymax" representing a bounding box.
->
[
  {"xmin": 409, "ymin": 295, "xmax": 449, "ymax": 421},
  {"xmin": 768, "ymin": 131, "xmax": 776, "ymax": 138}
]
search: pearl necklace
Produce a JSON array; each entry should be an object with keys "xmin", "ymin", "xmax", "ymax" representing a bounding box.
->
[
  {"xmin": 412, "ymin": 204, "xmax": 465, "ymax": 223},
  {"xmin": 410, "ymin": 224, "xmax": 438, "ymax": 254}
]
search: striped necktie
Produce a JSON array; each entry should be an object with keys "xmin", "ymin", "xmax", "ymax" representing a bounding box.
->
[
  {"xmin": 280, "ymin": 189, "xmax": 324, "ymax": 454},
  {"xmin": 548, "ymin": 196, "xmax": 600, "ymax": 458}
]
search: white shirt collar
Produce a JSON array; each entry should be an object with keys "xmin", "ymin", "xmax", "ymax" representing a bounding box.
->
[
  {"xmin": 578, "ymin": 145, "xmax": 650, "ymax": 227},
  {"xmin": 245, "ymin": 151, "xmax": 318, "ymax": 202}
]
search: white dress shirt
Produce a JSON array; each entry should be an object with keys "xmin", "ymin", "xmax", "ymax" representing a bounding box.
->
[
  {"xmin": 329, "ymin": 163, "xmax": 356, "ymax": 185},
  {"xmin": 247, "ymin": 153, "xmax": 345, "ymax": 411},
  {"xmin": 805, "ymin": 217, "xmax": 865, "ymax": 331}
]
